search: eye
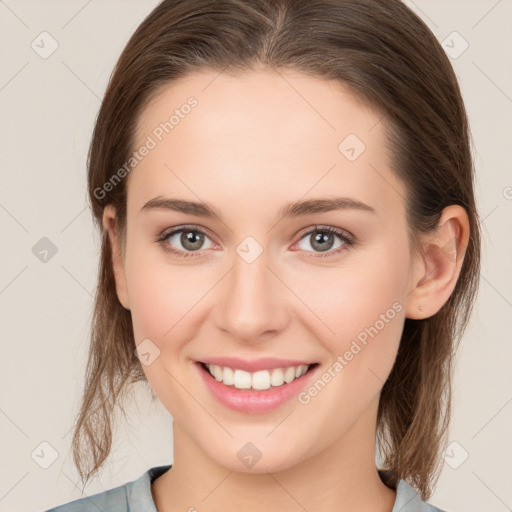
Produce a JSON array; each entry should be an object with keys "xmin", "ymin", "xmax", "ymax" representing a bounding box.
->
[
  {"xmin": 156, "ymin": 224, "xmax": 354, "ymax": 260},
  {"xmin": 157, "ymin": 225, "xmax": 217, "ymax": 258},
  {"xmin": 293, "ymin": 225, "xmax": 354, "ymax": 258}
]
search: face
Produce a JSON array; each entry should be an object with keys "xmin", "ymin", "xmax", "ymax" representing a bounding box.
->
[{"xmin": 107, "ymin": 69, "xmax": 421, "ymax": 472}]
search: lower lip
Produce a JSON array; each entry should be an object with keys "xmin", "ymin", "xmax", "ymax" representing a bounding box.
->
[{"xmin": 196, "ymin": 362, "xmax": 319, "ymax": 413}]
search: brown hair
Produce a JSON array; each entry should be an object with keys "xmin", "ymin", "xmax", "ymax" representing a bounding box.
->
[{"xmin": 73, "ymin": 0, "xmax": 481, "ymax": 499}]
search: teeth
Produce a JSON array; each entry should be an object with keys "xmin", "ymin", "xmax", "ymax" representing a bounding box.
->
[{"xmin": 205, "ymin": 363, "xmax": 310, "ymax": 390}]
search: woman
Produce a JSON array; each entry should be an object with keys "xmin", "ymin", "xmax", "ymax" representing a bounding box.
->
[{"xmin": 45, "ymin": 0, "xmax": 480, "ymax": 510}]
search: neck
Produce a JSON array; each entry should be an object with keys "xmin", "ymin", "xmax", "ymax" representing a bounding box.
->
[{"xmin": 152, "ymin": 400, "xmax": 396, "ymax": 512}]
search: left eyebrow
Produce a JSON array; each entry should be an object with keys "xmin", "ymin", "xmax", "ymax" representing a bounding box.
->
[
  {"xmin": 140, "ymin": 196, "xmax": 376, "ymax": 222},
  {"xmin": 276, "ymin": 197, "xmax": 376, "ymax": 222}
]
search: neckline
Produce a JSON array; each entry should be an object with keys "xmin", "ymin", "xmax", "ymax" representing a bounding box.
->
[
  {"xmin": 145, "ymin": 465, "xmax": 407, "ymax": 510},
  {"xmin": 148, "ymin": 465, "xmax": 398, "ymax": 486}
]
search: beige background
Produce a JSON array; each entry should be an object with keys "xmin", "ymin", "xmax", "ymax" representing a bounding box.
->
[{"xmin": 0, "ymin": 1, "xmax": 511, "ymax": 511}]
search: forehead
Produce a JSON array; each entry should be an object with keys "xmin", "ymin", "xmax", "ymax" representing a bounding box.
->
[
  {"xmin": 128, "ymin": 69, "xmax": 405, "ymax": 220},
  {"xmin": 135, "ymin": 69, "xmax": 380, "ymax": 151}
]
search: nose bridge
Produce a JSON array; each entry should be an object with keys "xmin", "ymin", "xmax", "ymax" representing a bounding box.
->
[{"xmin": 214, "ymin": 244, "xmax": 289, "ymax": 342}]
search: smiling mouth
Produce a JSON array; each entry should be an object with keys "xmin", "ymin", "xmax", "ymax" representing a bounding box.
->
[{"xmin": 199, "ymin": 361, "xmax": 319, "ymax": 391}]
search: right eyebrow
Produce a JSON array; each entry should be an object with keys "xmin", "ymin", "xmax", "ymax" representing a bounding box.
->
[{"xmin": 140, "ymin": 197, "xmax": 222, "ymax": 220}]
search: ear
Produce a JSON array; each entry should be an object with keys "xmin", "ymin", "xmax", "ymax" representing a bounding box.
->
[
  {"xmin": 405, "ymin": 205, "xmax": 470, "ymax": 319},
  {"xmin": 102, "ymin": 205, "xmax": 130, "ymax": 310}
]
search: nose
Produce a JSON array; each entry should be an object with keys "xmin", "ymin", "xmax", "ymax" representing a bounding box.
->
[{"xmin": 213, "ymin": 248, "xmax": 290, "ymax": 344}]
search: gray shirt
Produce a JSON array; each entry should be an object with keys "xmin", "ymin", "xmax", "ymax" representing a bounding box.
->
[{"xmin": 44, "ymin": 465, "xmax": 446, "ymax": 511}]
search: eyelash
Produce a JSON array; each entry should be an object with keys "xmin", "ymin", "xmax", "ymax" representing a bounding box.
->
[{"xmin": 156, "ymin": 224, "xmax": 355, "ymax": 260}]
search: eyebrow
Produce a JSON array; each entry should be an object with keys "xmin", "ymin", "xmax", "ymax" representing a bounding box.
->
[{"xmin": 140, "ymin": 196, "xmax": 376, "ymax": 221}]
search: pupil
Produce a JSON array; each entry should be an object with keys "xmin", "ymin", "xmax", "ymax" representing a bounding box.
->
[
  {"xmin": 312, "ymin": 232, "xmax": 333, "ymax": 252},
  {"xmin": 182, "ymin": 231, "xmax": 203, "ymax": 250}
]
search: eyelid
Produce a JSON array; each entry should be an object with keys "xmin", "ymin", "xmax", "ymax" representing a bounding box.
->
[
  {"xmin": 159, "ymin": 224, "xmax": 217, "ymax": 242},
  {"xmin": 158, "ymin": 224, "xmax": 355, "ymax": 244},
  {"xmin": 294, "ymin": 224, "xmax": 355, "ymax": 245}
]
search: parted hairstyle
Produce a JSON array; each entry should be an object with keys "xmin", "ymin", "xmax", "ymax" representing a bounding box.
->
[{"xmin": 73, "ymin": 0, "xmax": 481, "ymax": 500}]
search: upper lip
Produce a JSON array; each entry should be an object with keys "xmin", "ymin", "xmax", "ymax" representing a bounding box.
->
[{"xmin": 198, "ymin": 357, "xmax": 316, "ymax": 372}]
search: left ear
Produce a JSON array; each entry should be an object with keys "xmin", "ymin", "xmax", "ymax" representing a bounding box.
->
[{"xmin": 405, "ymin": 205, "xmax": 470, "ymax": 319}]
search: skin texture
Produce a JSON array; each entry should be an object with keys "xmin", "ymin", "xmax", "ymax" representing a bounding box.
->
[{"xmin": 102, "ymin": 69, "xmax": 469, "ymax": 512}]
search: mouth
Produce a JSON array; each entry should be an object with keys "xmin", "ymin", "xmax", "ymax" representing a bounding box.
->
[
  {"xmin": 198, "ymin": 361, "xmax": 319, "ymax": 391},
  {"xmin": 195, "ymin": 360, "xmax": 320, "ymax": 413}
]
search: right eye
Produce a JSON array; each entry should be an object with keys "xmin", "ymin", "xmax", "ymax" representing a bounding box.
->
[{"xmin": 157, "ymin": 225, "xmax": 217, "ymax": 258}]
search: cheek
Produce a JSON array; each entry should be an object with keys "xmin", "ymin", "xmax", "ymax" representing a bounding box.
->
[
  {"xmin": 302, "ymin": 242, "xmax": 408, "ymax": 325},
  {"xmin": 126, "ymin": 259, "xmax": 204, "ymax": 344},
  {"xmin": 124, "ymin": 242, "xmax": 222, "ymax": 371},
  {"xmin": 289, "ymin": 255, "xmax": 408, "ymax": 441},
  {"xmin": 123, "ymin": 245, "xmax": 206, "ymax": 411},
  {"xmin": 293, "ymin": 236, "xmax": 411, "ymax": 384}
]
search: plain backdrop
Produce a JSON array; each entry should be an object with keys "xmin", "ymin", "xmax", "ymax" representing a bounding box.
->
[{"xmin": 0, "ymin": 1, "xmax": 511, "ymax": 511}]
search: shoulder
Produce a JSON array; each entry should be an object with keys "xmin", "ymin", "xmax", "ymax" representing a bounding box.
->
[
  {"xmin": 393, "ymin": 478, "xmax": 448, "ymax": 512},
  {"xmin": 43, "ymin": 465, "xmax": 172, "ymax": 512},
  {"xmin": 379, "ymin": 470, "xmax": 449, "ymax": 512},
  {"xmin": 43, "ymin": 484, "xmax": 127, "ymax": 512}
]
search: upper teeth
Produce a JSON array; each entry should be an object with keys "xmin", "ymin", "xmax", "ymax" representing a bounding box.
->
[{"xmin": 205, "ymin": 364, "xmax": 310, "ymax": 390}]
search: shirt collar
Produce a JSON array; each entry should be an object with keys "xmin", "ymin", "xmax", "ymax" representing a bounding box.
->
[{"xmin": 132, "ymin": 465, "xmax": 435, "ymax": 512}]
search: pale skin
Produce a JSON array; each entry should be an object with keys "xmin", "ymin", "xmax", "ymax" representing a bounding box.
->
[{"xmin": 102, "ymin": 69, "xmax": 470, "ymax": 512}]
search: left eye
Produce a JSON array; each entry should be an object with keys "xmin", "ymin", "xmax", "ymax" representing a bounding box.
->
[{"xmin": 294, "ymin": 227, "xmax": 352, "ymax": 255}]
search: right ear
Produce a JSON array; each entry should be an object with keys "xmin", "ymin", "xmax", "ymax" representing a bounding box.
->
[{"xmin": 102, "ymin": 205, "xmax": 130, "ymax": 310}]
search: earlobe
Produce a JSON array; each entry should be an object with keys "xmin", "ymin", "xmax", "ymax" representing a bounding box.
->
[
  {"xmin": 405, "ymin": 205, "xmax": 469, "ymax": 319},
  {"xmin": 102, "ymin": 205, "xmax": 130, "ymax": 310}
]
